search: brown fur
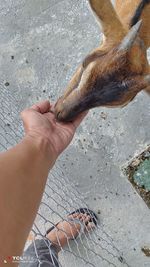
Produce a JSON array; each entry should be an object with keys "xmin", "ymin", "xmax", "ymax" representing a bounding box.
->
[
  {"xmin": 116, "ymin": 0, "xmax": 150, "ymax": 47},
  {"xmin": 54, "ymin": 0, "xmax": 150, "ymax": 122}
]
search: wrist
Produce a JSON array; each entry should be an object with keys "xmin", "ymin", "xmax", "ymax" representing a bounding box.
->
[{"xmin": 22, "ymin": 134, "xmax": 58, "ymax": 168}]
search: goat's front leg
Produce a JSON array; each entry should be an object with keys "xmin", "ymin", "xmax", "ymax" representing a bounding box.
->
[{"xmin": 89, "ymin": 0, "xmax": 126, "ymax": 46}]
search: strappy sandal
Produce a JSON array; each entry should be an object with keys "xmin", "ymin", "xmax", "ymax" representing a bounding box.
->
[{"xmin": 46, "ymin": 208, "xmax": 98, "ymax": 240}]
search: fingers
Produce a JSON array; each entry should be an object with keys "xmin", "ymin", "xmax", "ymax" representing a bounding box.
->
[
  {"xmin": 21, "ymin": 100, "xmax": 51, "ymax": 120},
  {"xmin": 72, "ymin": 110, "xmax": 88, "ymax": 129},
  {"xmin": 31, "ymin": 100, "xmax": 51, "ymax": 114},
  {"xmin": 20, "ymin": 100, "xmax": 51, "ymax": 124}
]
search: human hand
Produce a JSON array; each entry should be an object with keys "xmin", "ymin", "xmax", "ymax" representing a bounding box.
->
[{"xmin": 21, "ymin": 100, "xmax": 87, "ymax": 159}]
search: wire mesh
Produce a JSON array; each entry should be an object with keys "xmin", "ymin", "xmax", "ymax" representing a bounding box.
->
[
  {"xmin": 0, "ymin": 85, "xmax": 131, "ymax": 267},
  {"xmin": 0, "ymin": 0, "xmax": 136, "ymax": 266}
]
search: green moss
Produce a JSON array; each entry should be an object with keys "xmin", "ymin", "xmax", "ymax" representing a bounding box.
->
[{"xmin": 133, "ymin": 159, "xmax": 150, "ymax": 191}]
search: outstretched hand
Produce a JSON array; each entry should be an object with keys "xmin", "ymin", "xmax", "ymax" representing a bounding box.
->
[{"xmin": 21, "ymin": 100, "xmax": 87, "ymax": 158}]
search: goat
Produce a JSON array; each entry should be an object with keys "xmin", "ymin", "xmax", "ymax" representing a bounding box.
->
[{"xmin": 54, "ymin": 0, "xmax": 150, "ymax": 122}]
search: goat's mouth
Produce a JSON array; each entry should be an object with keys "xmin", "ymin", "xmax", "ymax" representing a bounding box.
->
[
  {"xmin": 54, "ymin": 96, "xmax": 87, "ymax": 122},
  {"xmin": 55, "ymin": 109, "xmax": 78, "ymax": 122}
]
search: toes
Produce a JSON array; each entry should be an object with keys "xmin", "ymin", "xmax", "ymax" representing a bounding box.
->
[
  {"xmin": 84, "ymin": 215, "xmax": 91, "ymax": 224},
  {"xmin": 68, "ymin": 213, "xmax": 82, "ymax": 221},
  {"xmin": 86, "ymin": 222, "xmax": 96, "ymax": 231},
  {"xmin": 80, "ymin": 214, "xmax": 88, "ymax": 222},
  {"xmin": 68, "ymin": 213, "xmax": 90, "ymax": 223},
  {"xmin": 68, "ymin": 212, "xmax": 95, "ymax": 232}
]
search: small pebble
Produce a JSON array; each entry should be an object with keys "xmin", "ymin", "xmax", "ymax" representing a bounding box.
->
[
  {"xmin": 141, "ymin": 246, "xmax": 150, "ymax": 257},
  {"xmin": 118, "ymin": 256, "xmax": 124, "ymax": 263},
  {"xmin": 5, "ymin": 82, "xmax": 10, "ymax": 87},
  {"xmin": 100, "ymin": 112, "xmax": 107, "ymax": 120}
]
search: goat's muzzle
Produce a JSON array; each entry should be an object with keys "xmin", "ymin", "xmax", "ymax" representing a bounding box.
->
[{"xmin": 54, "ymin": 91, "xmax": 85, "ymax": 122}]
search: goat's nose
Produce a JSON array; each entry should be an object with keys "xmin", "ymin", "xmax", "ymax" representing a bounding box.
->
[
  {"xmin": 55, "ymin": 108, "xmax": 71, "ymax": 122},
  {"xmin": 54, "ymin": 90, "xmax": 84, "ymax": 122},
  {"xmin": 54, "ymin": 111, "xmax": 63, "ymax": 122},
  {"xmin": 54, "ymin": 97, "xmax": 66, "ymax": 121},
  {"xmin": 54, "ymin": 101, "xmax": 75, "ymax": 122}
]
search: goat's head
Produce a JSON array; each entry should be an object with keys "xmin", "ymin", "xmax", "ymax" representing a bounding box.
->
[{"xmin": 54, "ymin": 1, "xmax": 150, "ymax": 122}]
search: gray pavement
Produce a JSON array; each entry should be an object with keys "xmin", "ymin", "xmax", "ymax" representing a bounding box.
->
[{"xmin": 0, "ymin": 1, "xmax": 150, "ymax": 267}]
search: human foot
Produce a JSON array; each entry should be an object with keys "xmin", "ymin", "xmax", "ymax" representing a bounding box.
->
[{"xmin": 46, "ymin": 209, "xmax": 98, "ymax": 251}]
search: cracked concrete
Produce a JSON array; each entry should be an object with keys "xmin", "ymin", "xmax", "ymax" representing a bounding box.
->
[{"xmin": 0, "ymin": 0, "xmax": 150, "ymax": 266}]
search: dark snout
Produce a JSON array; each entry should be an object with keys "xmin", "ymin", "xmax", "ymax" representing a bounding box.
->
[
  {"xmin": 54, "ymin": 76, "xmax": 144, "ymax": 122},
  {"xmin": 54, "ymin": 95, "xmax": 89, "ymax": 122},
  {"xmin": 54, "ymin": 81, "xmax": 123, "ymax": 122}
]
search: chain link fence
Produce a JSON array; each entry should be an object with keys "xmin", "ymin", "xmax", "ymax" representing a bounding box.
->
[
  {"xmin": 0, "ymin": 85, "xmax": 131, "ymax": 267},
  {"xmin": 1, "ymin": 0, "xmax": 147, "ymax": 266}
]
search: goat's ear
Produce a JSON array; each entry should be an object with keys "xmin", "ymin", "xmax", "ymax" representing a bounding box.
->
[{"xmin": 118, "ymin": 20, "xmax": 142, "ymax": 52}]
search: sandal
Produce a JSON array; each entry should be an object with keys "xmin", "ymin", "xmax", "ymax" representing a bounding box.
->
[{"xmin": 46, "ymin": 208, "xmax": 98, "ymax": 239}]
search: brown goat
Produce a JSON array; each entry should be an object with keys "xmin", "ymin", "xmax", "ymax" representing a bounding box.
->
[{"xmin": 54, "ymin": 0, "xmax": 150, "ymax": 122}]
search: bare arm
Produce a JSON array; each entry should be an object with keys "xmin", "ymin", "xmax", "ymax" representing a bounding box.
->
[
  {"xmin": 0, "ymin": 100, "xmax": 87, "ymax": 266},
  {"xmin": 0, "ymin": 136, "xmax": 53, "ymax": 258}
]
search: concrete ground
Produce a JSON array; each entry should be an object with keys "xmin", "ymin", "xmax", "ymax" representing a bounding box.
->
[{"xmin": 0, "ymin": 0, "xmax": 150, "ymax": 266}]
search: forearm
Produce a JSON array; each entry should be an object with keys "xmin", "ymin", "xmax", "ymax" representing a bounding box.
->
[{"xmin": 0, "ymin": 136, "xmax": 57, "ymax": 259}]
